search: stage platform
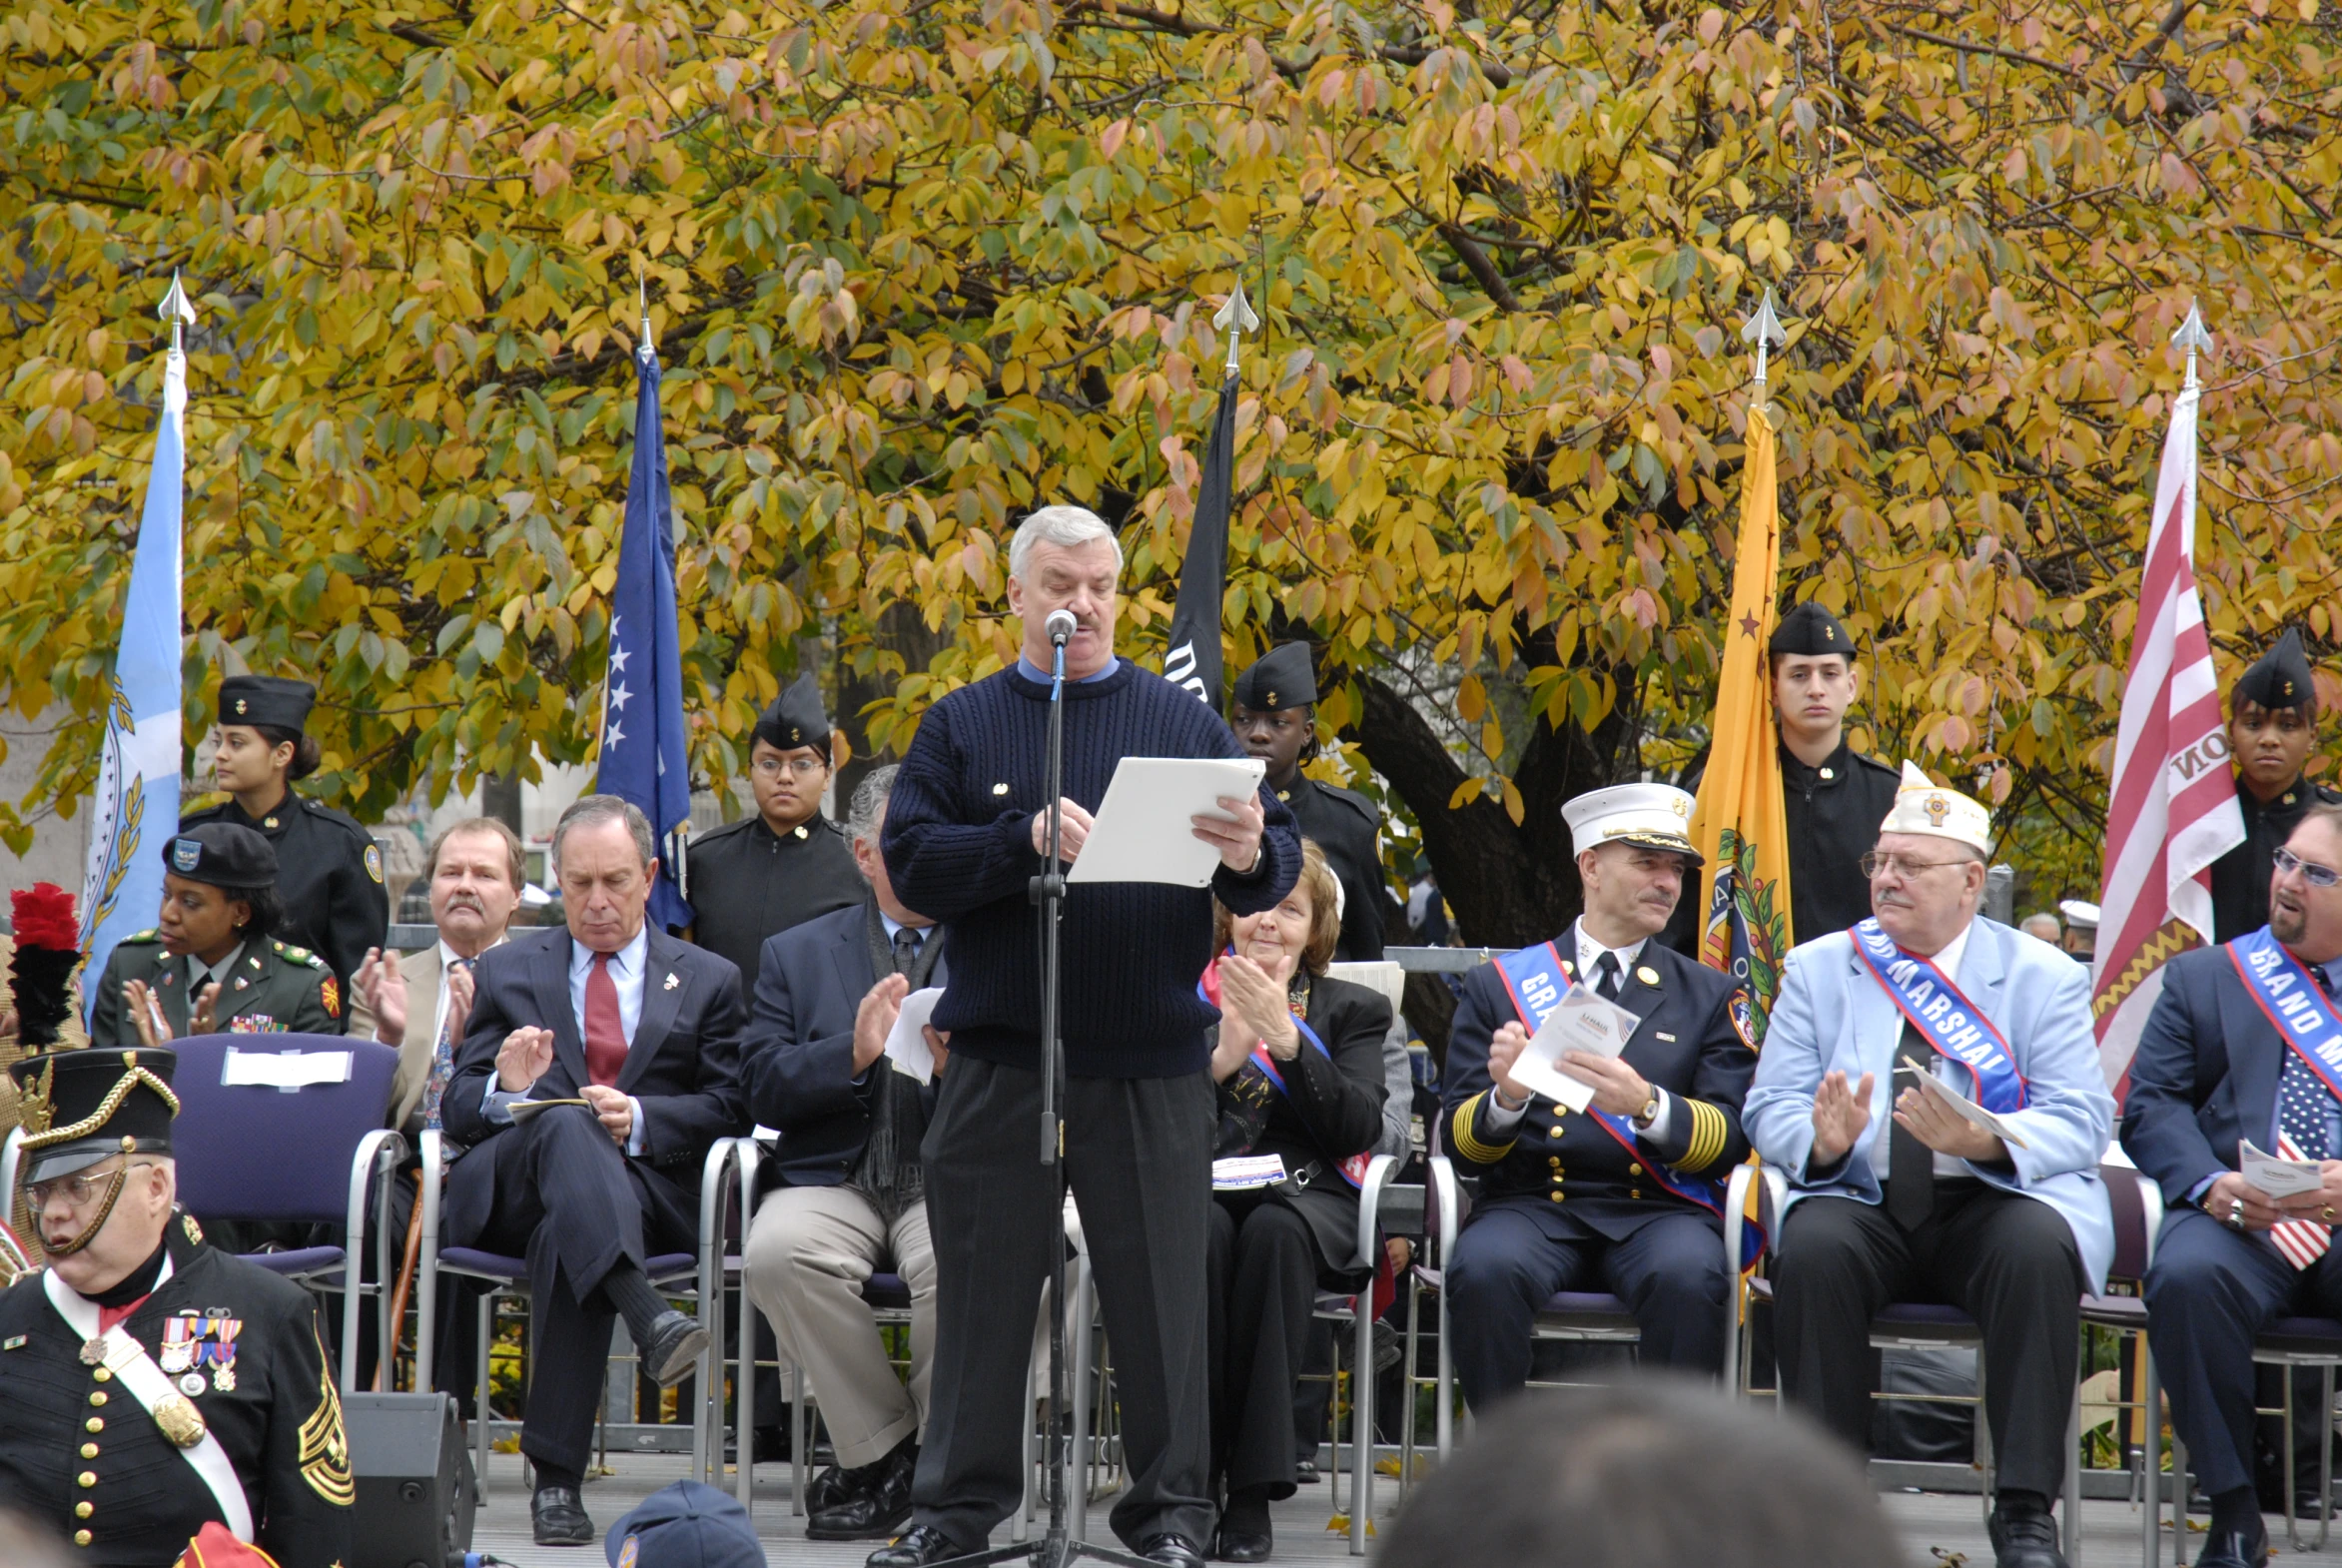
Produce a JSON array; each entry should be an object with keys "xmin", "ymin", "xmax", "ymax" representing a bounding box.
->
[{"xmin": 461, "ymin": 1448, "xmax": 2342, "ymax": 1565}]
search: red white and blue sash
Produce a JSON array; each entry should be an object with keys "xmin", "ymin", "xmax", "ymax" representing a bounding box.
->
[
  {"xmin": 1199, "ymin": 957, "xmax": 1367, "ymax": 1189},
  {"xmin": 1489, "ymin": 941, "xmax": 1752, "ymax": 1255},
  {"xmin": 1849, "ymin": 919, "xmax": 2028, "ymax": 1116},
  {"xmin": 2226, "ymin": 928, "xmax": 2342, "ymax": 1107}
]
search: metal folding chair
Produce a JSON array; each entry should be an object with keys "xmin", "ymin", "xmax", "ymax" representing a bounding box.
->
[
  {"xmin": 163, "ymin": 1033, "xmax": 404, "ymax": 1389},
  {"xmin": 413, "ymin": 1127, "xmax": 745, "ymax": 1498}
]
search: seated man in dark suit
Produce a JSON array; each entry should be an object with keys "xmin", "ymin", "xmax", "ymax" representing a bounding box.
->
[
  {"xmin": 442, "ymin": 794, "xmax": 748, "ymax": 1548},
  {"xmin": 2126, "ymin": 801, "xmax": 2342, "ymax": 1568},
  {"xmin": 742, "ymin": 764, "xmax": 948, "ymax": 1541},
  {"xmin": 1442, "ymin": 783, "xmax": 1755, "ymax": 1405}
]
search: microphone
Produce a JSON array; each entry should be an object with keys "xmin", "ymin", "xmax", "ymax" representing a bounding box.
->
[{"xmin": 1046, "ymin": 610, "xmax": 1078, "ymax": 646}]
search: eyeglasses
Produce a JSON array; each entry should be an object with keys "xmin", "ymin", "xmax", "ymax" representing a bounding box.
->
[
  {"xmin": 1860, "ymin": 852, "xmax": 1971, "ymax": 879},
  {"xmin": 753, "ymin": 756, "xmax": 827, "ymax": 779},
  {"xmin": 2274, "ymin": 848, "xmax": 2342, "ymax": 888},
  {"xmin": 27, "ymin": 1162, "xmax": 153, "ymax": 1210}
]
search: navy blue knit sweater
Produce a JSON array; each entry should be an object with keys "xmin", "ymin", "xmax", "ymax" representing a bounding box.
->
[{"xmin": 881, "ymin": 659, "xmax": 1301, "ymax": 1078}]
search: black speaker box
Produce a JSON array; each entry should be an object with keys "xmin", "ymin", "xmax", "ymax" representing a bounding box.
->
[{"xmin": 344, "ymin": 1391, "xmax": 476, "ymax": 1568}]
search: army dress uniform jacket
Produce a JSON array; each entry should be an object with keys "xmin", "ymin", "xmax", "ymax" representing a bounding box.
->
[
  {"xmin": 683, "ymin": 813, "xmax": 864, "ymax": 986},
  {"xmin": 180, "ymin": 796, "xmax": 387, "ymax": 1005},
  {"xmin": 1441, "ymin": 935, "xmax": 1756, "ymax": 1240},
  {"xmin": 87, "ymin": 938, "xmax": 342, "ymax": 1052},
  {"xmin": 1276, "ymin": 774, "xmax": 1385, "ymax": 962},
  {"xmin": 0, "ymin": 1211, "xmax": 356, "ymax": 1566}
]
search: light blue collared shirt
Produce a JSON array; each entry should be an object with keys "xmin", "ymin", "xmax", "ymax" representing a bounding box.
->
[
  {"xmin": 1015, "ymin": 655, "xmax": 1120, "ymax": 686},
  {"xmin": 484, "ymin": 926, "xmax": 654, "ymax": 1155}
]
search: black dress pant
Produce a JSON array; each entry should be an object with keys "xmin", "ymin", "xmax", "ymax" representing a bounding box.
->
[
  {"xmin": 467, "ymin": 1105, "xmax": 695, "ymax": 1476},
  {"xmin": 1207, "ymin": 1194, "xmax": 1320, "ymax": 1499},
  {"xmin": 2146, "ymin": 1206, "xmax": 2342, "ymax": 1498},
  {"xmin": 1445, "ymin": 1198, "xmax": 1730, "ymax": 1409},
  {"xmin": 913, "ymin": 1058, "xmax": 1215, "ymax": 1552},
  {"xmin": 1775, "ymin": 1183, "xmax": 2083, "ymax": 1497}
]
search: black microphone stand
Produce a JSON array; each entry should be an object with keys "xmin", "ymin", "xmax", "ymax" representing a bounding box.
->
[{"xmin": 939, "ymin": 623, "xmax": 1152, "ymax": 1568}]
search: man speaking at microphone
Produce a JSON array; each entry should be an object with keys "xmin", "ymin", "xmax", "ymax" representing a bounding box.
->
[{"xmin": 876, "ymin": 506, "xmax": 1302, "ymax": 1568}]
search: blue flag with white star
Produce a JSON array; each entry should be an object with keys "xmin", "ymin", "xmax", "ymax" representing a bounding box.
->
[{"xmin": 593, "ymin": 344, "xmax": 694, "ymax": 931}]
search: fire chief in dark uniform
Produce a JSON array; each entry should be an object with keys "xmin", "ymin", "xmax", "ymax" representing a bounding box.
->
[
  {"xmin": 2212, "ymin": 629, "xmax": 2341, "ymax": 944},
  {"xmin": 180, "ymin": 675, "xmax": 386, "ymax": 1006},
  {"xmin": 686, "ymin": 671, "xmax": 865, "ymax": 976},
  {"xmin": 1228, "ymin": 643, "xmax": 1385, "ymax": 962},
  {"xmin": 1443, "ymin": 783, "xmax": 1756, "ymax": 1404},
  {"xmin": 0, "ymin": 1048, "xmax": 354, "ymax": 1566},
  {"xmin": 1668, "ymin": 600, "xmax": 1899, "ymax": 956}
]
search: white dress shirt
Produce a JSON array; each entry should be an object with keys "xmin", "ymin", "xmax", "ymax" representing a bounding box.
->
[{"xmin": 1900, "ymin": 920, "xmax": 1981, "ymax": 1178}]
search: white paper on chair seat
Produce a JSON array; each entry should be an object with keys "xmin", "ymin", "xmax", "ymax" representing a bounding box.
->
[
  {"xmin": 221, "ymin": 1048, "xmax": 352, "ymax": 1089},
  {"xmin": 1212, "ymin": 1155, "xmax": 1287, "ymax": 1190},
  {"xmin": 1065, "ymin": 757, "xmax": 1268, "ymax": 887},
  {"xmin": 884, "ymin": 987, "xmax": 947, "ymax": 1085}
]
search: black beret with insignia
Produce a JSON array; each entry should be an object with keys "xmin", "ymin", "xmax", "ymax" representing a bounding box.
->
[
  {"xmin": 753, "ymin": 670, "xmax": 831, "ymax": 754},
  {"xmin": 1768, "ymin": 599, "xmax": 1854, "ymax": 658},
  {"xmin": 216, "ymin": 674, "xmax": 317, "ymax": 733},
  {"xmin": 2233, "ymin": 627, "xmax": 2318, "ymax": 714},
  {"xmin": 1231, "ymin": 641, "xmax": 1317, "ymax": 713},
  {"xmin": 163, "ymin": 821, "xmax": 279, "ymax": 888},
  {"xmin": 10, "ymin": 1046, "xmax": 179, "ymax": 1183}
]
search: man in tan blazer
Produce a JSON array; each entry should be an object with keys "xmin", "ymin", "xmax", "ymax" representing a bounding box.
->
[{"xmin": 352, "ymin": 817, "xmax": 527, "ymax": 1135}]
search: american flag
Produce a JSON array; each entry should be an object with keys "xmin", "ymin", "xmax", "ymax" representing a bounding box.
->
[{"xmin": 2091, "ymin": 307, "xmax": 2243, "ymax": 1097}]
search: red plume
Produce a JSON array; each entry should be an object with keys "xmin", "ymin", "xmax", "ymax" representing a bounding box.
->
[{"xmin": 11, "ymin": 883, "xmax": 79, "ymax": 953}]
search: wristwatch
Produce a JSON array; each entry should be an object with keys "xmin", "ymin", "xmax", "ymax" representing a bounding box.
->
[
  {"xmin": 1633, "ymin": 1091, "xmax": 1662, "ymax": 1130},
  {"xmin": 1492, "ymin": 1085, "xmax": 1530, "ymax": 1114}
]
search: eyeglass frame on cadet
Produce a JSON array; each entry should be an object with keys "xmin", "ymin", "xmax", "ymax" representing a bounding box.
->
[{"xmin": 752, "ymin": 754, "xmax": 828, "ymax": 779}]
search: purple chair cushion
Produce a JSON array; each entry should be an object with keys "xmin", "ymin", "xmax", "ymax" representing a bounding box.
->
[
  {"xmin": 242, "ymin": 1246, "xmax": 348, "ymax": 1279},
  {"xmin": 863, "ymin": 1273, "xmax": 913, "ymax": 1311},
  {"xmin": 1873, "ymin": 1302, "xmax": 1977, "ymax": 1329},
  {"xmin": 2263, "ymin": 1316, "xmax": 2342, "ymax": 1346},
  {"xmin": 169, "ymin": 1034, "xmax": 400, "ymax": 1224},
  {"xmin": 1540, "ymin": 1291, "xmax": 1636, "ymax": 1317},
  {"xmin": 437, "ymin": 1247, "xmax": 699, "ymax": 1287}
]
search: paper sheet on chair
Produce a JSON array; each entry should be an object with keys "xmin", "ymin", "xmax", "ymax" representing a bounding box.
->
[
  {"xmin": 1212, "ymin": 1155, "xmax": 1287, "ymax": 1190},
  {"xmin": 884, "ymin": 987, "xmax": 947, "ymax": 1085},
  {"xmin": 2241, "ymin": 1139, "xmax": 2324, "ymax": 1198},
  {"xmin": 1065, "ymin": 756, "xmax": 1267, "ymax": 887},
  {"xmin": 1900, "ymin": 1057, "xmax": 2030, "ymax": 1153},
  {"xmin": 1503, "ymin": 988, "xmax": 1637, "ymax": 1114},
  {"xmin": 221, "ymin": 1048, "xmax": 352, "ymax": 1089}
]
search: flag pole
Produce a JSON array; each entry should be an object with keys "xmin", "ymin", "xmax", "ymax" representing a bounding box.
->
[
  {"xmin": 2173, "ymin": 301, "xmax": 2211, "ymax": 393},
  {"xmin": 1212, "ymin": 275, "xmax": 1259, "ymax": 379},
  {"xmin": 1741, "ymin": 290, "xmax": 1785, "ymax": 413}
]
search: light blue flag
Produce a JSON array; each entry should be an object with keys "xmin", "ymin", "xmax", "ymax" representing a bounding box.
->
[{"xmin": 79, "ymin": 282, "xmax": 191, "ymax": 1015}]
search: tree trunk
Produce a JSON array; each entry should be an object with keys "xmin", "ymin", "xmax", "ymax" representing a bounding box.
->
[{"xmin": 836, "ymin": 602, "xmax": 949, "ymax": 811}]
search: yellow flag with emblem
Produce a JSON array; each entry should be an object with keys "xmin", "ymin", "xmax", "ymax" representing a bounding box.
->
[{"xmin": 1687, "ymin": 404, "xmax": 1794, "ymax": 1043}]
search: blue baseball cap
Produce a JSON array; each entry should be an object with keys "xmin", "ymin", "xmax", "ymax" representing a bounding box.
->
[{"xmin": 605, "ymin": 1481, "xmax": 766, "ymax": 1568}]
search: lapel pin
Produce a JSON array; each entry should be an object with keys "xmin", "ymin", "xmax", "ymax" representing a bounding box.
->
[
  {"xmin": 1656, "ymin": 1031, "xmax": 1677, "ymax": 1043},
  {"xmin": 1636, "ymin": 966, "xmax": 1660, "ymax": 987},
  {"xmin": 663, "ymin": 973, "xmax": 680, "ymax": 991}
]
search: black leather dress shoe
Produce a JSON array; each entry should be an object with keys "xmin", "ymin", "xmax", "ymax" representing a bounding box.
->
[
  {"xmin": 531, "ymin": 1485, "xmax": 594, "ymax": 1546},
  {"xmin": 806, "ymin": 1462, "xmax": 852, "ymax": 1514},
  {"xmin": 1211, "ymin": 1522, "xmax": 1271, "ymax": 1562},
  {"xmin": 2194, "ymin": 1518, "xmax": 2271, "ymax": 1568},
  {"xmin": 1137, "ymin": 1533, "xmax": 1206, "ymax": 1568},
  {"xmin": 640, "ymin": 1307, "xmax": 712, "ymax": 1388},
  {"xmin": 1986, "ymin": 1498, "xmax": 2069, "ymax": 1568},
  {"xmin": 866, "ymin": 1524, "xmax": 965, "ymax": 1566},
  {"xmin": 811, "ymin": 1445, "xmax": 917, "ymax": 1540}
]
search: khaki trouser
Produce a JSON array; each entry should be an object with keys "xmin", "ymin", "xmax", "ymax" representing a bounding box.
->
[{"xmin": 744, "ymin": 1183, "xmax": 936, "ymax": 1470}]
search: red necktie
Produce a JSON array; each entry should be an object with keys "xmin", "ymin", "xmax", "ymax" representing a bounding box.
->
[{"xmin": 584, "ymin": 951, "xmax": 627, "ymax": 1088}]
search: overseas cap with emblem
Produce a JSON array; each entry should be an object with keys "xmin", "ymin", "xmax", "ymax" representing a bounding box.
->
[
  {"xmin": 164, "ymin": 822, "xmax": 279, "ymax": 887},
  {"xmin": 214, "ymin": 674, "xmax": 316, "ymax": 734},
  {"xmin": 9, "ymin": 1046, "xmax": 180, "ymax": 1183},
  {"xmin": 1879, "ymin": 761, "xmax": 1991, "ymax": 854},
  {"xmin": 604, "ymin": 1479, "xmax": 767, "ymax": 1568},
  {"xmin": 2233, "ymin": 627, "xmax": 2318, "ymax": 714},
  {"xmin": 1768, "ymin": 599, "xmax": 1854, "ymax": 657},
  {"xmin": 752, "ymin": 671, "xmax": 830, "ymax": 754},
  {"xmin": 1231, "ymin": 641, "xmax": 1318, "ymax": 713},
  {"xmin": 1563, "ymin": 782, "xmax": 1703, "ymax": 867},
  {"xmin": 2058, "ymin": 898, "xmax": 2100, "ymax": 931}
]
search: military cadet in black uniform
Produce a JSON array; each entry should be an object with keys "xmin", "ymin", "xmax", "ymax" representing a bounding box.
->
[
  {"xmin": 1443, "ymin": 784, "xmax": 1756, "ymax": 1405},
  {"xmin": 686, "ymin": 671, "xmax": 864, "ymax": 977},
  {"xmin": 0, "ymin": 1047, "xmax": 356, "ymax": 1565},
  {"xmin": 88, "ymin": 824, "xmax": 343, "ymax": 1050},
  {"xmin": 1230, "ymin": 643, "xmax": 1385, "ymax": 962},
  {"xmin": 1667, "ymin": 600, "xmax": 1900, "ymax": 957},
  {"xmin": 180, "ymin": 675, "xmax": 386, "ymax": 1009},
  {"xmin": 2211, "ymin": 629, "xmax": 2340, "ymax": 943}
]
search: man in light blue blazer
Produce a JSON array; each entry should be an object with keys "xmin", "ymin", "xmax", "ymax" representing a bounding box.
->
[{"xmin": 1745, "ymin": 765, "xmax": 2113, "ymax": 1568}]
